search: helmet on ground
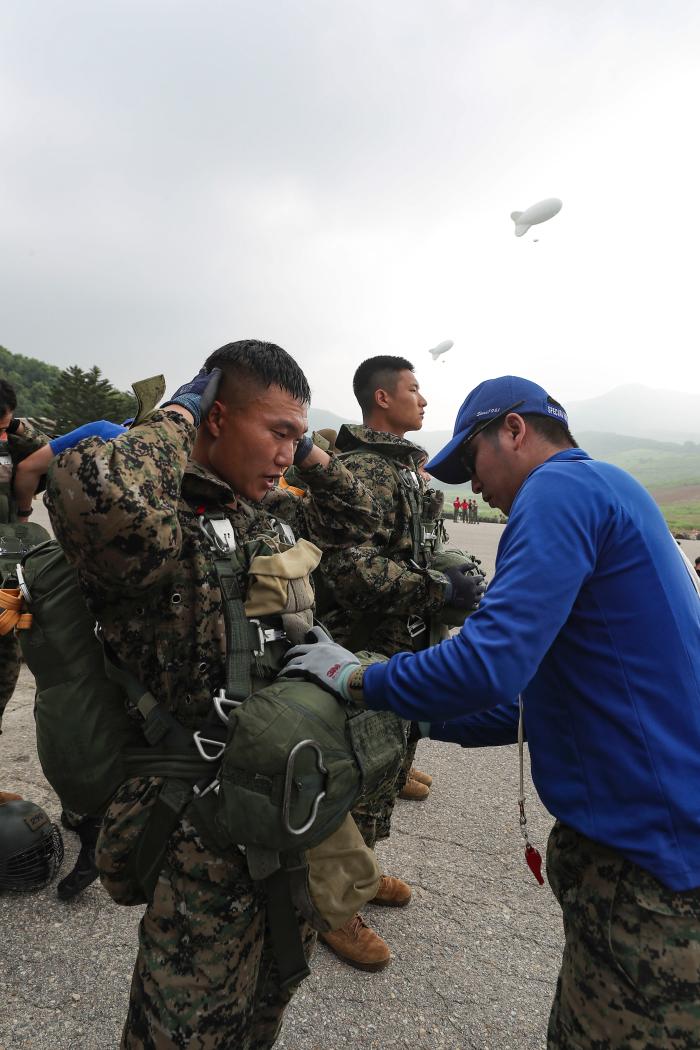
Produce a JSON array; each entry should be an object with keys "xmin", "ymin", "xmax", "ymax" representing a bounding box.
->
[{"xmin": 0, "ymin": 799, "xmax": 64, "ymax": 891}]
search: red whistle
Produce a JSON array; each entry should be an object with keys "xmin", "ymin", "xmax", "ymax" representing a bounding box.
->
[{"xmin": 525, "ymin": 843, "xmax": 544, "ymax": 885}]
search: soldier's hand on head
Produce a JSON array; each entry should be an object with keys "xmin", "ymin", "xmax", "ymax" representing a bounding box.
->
[
  {"xmin": 441, "ymin": 564, "xmax": 486, "ymax": 612},
  {"xmin": 280, "ymin": 625, "xmax": 360, "ymax": 702},
  {"xmin": 163, "ymin": 368, "xmax": 222, "ymax": 427}
]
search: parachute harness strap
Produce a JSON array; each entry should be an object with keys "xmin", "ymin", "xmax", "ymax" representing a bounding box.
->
[{"xmin": 0, "ymin": 587, "xmax": 32, "ymax": 634}]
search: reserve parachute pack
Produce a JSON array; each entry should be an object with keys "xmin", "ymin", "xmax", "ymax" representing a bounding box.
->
[{"xmin": 3, "ymin": 508, "xmax": 403, "ymax": 986}]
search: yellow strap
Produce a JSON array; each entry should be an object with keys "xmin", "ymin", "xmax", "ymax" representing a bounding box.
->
[{"xmin": 0, "ymin": 588, "xmax": 32, "ymax": 634}]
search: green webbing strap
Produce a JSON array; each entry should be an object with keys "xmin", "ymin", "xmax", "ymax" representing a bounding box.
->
[
  {"xmin": 398, "ymin": 469, "xmax": 425, "ymax": 566},
  {"xmin": 263, "ymin": 868, "xmax": 311, "ymax": 990},
  {"xmin": 133, "ymin": 778, "xmax": 195, "ymax": 901},
  {"xmin": 102, "ymin": 642, "xmax": 191, "ymax": 748},
  {"xmin": 211, "ymin": 552, "xmax": 254, "ymax": 702}
]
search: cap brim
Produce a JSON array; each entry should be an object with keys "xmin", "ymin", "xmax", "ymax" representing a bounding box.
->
[{"xmin": 425, "ymin": 429, "xmax": 471, "ymax": 484}]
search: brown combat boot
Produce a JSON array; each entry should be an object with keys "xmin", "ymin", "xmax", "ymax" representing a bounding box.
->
[
  {"xmin": 409, "ymin": 767, "xmax": 433, "ymax": 787},
  {"xmin": 320, "ymin": 913, "xmax": 391, "ymax": 971},
  {"xmin": 371, "ymin": 874, "xmax": 412, "ymax": 907},
  {"xmin": 398, "ymin": 778, "xmax": 430, "ymax": 801}
]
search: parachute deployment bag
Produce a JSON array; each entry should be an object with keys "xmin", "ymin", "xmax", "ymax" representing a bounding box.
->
[{"xmin": 14, "ymin": 541, "xmax": 144, "ymax": 815}]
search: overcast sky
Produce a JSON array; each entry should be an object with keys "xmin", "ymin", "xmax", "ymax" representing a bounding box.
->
[{"xmin": 2, "ymin": 1, "xmax": 699, "ymax": 429}]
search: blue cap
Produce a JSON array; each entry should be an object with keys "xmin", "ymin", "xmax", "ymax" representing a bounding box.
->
[{"xmin": 426, "ymin": 376, "xmax": 567, "ymax": 483}]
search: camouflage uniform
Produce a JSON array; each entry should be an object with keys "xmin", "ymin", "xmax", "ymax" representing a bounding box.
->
[
  {"xmin": 547, "ymin": 821, "xmax": 700, "ymax": 1049},
  {"xmin": 0, "ymin": 419, "xmax": 49, "ymax": 734},
  {"xmin": 318, "ymin": 424, "xmax": 452, "ymax": 848},
  {"xmin": 46, "ymin": 409, "xmax": 380, "ymax": 1050}
]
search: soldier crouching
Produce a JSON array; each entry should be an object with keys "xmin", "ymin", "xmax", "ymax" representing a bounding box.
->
[{"xmin": 45, "ymin": 340, "xmax": 381, "ymax": 1050}]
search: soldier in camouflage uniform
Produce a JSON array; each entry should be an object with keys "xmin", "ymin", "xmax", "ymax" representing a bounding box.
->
[
  {"xmin": 0, "ymin": 379, "xmax": 50, "ymax": 735},
  {"xmin": 45, "ymin": 340, "xmax": 381, "ymax": 1050},
  {"xmin": 316, "ymin": 356, "xmax": 483, "ymax": 971}
]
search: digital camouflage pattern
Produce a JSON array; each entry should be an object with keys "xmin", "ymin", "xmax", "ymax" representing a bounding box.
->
[
  {"xmin": 319, "ymin": 424, "xmax": 449, "ymax": 657},
  {"xmin": 0, "ymin": 417, "xmax": 50, "ymax": 731},
  {"xmin": 45, "ymin": 408, "xmax": 380, "ymax": 1049},
  {"xmin": 122, "ymin": 815, "xmax": 316, "ymax": 1050},
  {"xmin": 317, "ymin": 424, "xmax": 453, "ymax": 849},
  {"xmin": 0, "ymin": 632, "xmax": 21, "ymax": 733},
  {"xmin": 546, "ymin": 821, "xmax": 700, "ymax": 1049}
]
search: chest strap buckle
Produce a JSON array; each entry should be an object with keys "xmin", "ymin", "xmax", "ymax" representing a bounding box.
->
[{"xmin": 406, "ymin": 615, "xmax": 427, "ymax": 639}]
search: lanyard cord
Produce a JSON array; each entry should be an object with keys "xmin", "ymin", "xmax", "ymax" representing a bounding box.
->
[{"xmin": 517, "ymin": 693, "xmax": 529, "ymax": 843}]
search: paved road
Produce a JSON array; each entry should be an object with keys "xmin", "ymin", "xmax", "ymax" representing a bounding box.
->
[{"xmin": 1, "ymin": 518, "xmax": 698, "ymax": 1049}]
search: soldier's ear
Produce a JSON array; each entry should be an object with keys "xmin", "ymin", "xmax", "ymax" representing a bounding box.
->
[
  {"xmin": 374, "ymin": 387, "xmax": 390, "ymax": 411},
  {"xmin": 204, "ymin": 400, "xmax": 227, "ymax": 437}
]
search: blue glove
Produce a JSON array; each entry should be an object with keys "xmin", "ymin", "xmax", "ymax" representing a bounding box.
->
[
  {"xmin": 163, "ymin": 368, "xmax": 222, "ymax": 427},
  {"xmin": 281, "ymin": 625, "xmax": 360, "ymax": 701}
]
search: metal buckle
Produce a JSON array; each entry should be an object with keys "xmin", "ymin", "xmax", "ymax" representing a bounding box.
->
[
  {"xmin": 406, "ymin": 615, "xmax": 426, "ymax": 639},
  {"xmin": 281, "ymin": 739, "xmax": 328, "ymax": 837},
  {"xmin": 197, "ymin": 515, "xmax": 235, "ymax": 553},
  {"xmin": 193, "ymin": 731, "xmax": 226, "ymax": 762},
  {"xmin": 213, "ymin": 688, "xmax": 242, "ymax": 724},
  {"xmin": 248, "ymin": 619, "xmax": 287, "ymax": 657},
  {"xmin": 193, "ymin": 778, "xmax": 220, "ymax": 799},
  {"xmin": 15, "ymin": 564, "xmax": 31, "ymax": 604}
]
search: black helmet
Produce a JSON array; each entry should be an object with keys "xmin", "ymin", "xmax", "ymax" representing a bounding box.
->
[{"xmin": 0, "ymin": 800, "xmax": 64, "ymax": 891}]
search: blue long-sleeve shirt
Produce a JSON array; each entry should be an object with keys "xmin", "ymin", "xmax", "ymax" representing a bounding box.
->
[{"xmin": 363, "ymin": 449, "xmax": 700, "ymax": 890}]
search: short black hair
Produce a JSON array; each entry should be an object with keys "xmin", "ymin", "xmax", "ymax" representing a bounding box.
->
[
  {"xmin": 204, "ymin": 339, "xmax": 311, "ymax": 406},
  {"xmin": 353, "ymin": 355, "xmax": 414, "ymax": 416},
  {"xmin": 695, "ymin": 555, "xmax": 700, "ymax": 566},
  {"xmin": 0, "ymin": 380, "xmax": 17, "ymax": 417}
]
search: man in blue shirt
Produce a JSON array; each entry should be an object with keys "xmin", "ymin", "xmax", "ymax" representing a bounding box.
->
[{"xmin": 283, "ymin": 376, "xmax": 700, "ymax": 1049}]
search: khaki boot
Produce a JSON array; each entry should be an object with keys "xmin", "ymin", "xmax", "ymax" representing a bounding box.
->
[
  {"xmin": 371, "ymin": 875, "xmax": 412, "ymax": 907},
  {"xmin": 409, "ymin": 767, "xmax": 433, "ymax": 787},
  {"xmin": 398, "ymin": 778, "xmax": 430, "ymax": 801},
  {"xmin": 320, "ymin": 913, "xmax": 391, "ymax": 971}
]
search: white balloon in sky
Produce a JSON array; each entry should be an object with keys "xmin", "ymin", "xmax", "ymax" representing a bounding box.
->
[
  {"xmin": 511, "ymin": 198, "xmax": 562, "ymax": 237},
  {"xmin": 428, "ymin": 339, "xmax": 454, "ymax": 361}
]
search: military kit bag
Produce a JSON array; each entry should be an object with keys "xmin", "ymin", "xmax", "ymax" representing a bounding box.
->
[
  {"xmin": 0, "ymin": 522, "xmax": 51, "ymax": 585},
  {"xmin": 4, "ymin": 524, "xmax": 400, "ymax": 954}
]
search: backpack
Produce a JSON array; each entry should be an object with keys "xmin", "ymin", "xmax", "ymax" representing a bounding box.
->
[
  {"xmin": 0, "ymin": 522, "xmax": 51, "ymax": 585},
  {"xmin": 7, "ymin": 524, "xmax": 404, "ymax": 986}
]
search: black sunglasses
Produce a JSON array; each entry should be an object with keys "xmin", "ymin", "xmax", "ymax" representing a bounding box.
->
[{"xmin": 458, "ymin": 400, "xmax": 525, "ymax": 478}]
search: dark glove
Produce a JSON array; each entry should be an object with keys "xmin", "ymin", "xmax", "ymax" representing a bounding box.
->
[
  {"xmin": 281, "ymin": 625, "xmax": 360, "ymax": 701},
  {"xmin": 163, "ymin": 367, "xmax": 222, "ymax": 427},
  {"xmin": 293, "ymin": 434, "xmax": 314, "ymax": 465},
  {"xmin": 441, "ymin": 565, "xmax": 486, "ymax": 611}
]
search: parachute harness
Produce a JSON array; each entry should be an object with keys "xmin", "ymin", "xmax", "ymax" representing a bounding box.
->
[{"xmin": 518, "ymin": 695, "xmax": 544, "ymax": 885}]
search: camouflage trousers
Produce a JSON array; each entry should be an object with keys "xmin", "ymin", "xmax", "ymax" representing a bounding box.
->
[
  {"xmin": 0, "ymin": 630, "xmax": 21, "ymax": 734},
  {"xmin": 122, "ymin": 815, "xmax": 315, "ymax": 1050},
  {"xmin": 546, "ymin": 821, "xmax": 700, "ymax": 1049}
]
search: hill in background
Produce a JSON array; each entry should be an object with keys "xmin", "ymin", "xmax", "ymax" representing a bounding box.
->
[
  {"xmin": 310, "ymin": 403, "xmax": 700, "ymax": 531},
  {"xmin": 1, "ymin": 349, "xmax": 698, "ymax": 530}
]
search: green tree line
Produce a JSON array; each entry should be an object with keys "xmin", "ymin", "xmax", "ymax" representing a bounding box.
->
[{"xmin": 0, "ymin": 346, "xmax": 136, "ymax": 433}]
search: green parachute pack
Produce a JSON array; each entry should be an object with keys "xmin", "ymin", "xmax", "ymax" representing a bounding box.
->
[{"xmin": 12, "ymin": 526, "xmax": 402, "ymax": 985}]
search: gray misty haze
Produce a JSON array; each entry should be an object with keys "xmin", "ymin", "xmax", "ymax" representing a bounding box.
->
[{"xmin": 2, "ymin": 1, "xmax": 699, "ymax": 430}]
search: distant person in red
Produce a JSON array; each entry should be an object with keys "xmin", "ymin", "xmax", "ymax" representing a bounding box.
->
[
  {"xmin": 453, "ymin": 496, "xmax": 460, "ymax": 522},
  {"xmin": 460, "ymin": 497, "xmax": 468, "ymax": 522}
]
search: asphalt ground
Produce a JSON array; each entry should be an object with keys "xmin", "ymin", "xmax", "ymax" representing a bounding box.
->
[{"xmin": 1, "ymin": 514, "xmax": 699, "ymax": 1050}]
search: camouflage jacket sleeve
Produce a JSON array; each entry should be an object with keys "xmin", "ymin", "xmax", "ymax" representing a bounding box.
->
[
  {"xmin": 319, "ymin": 453, "xmax": 448, "ymax": 616},
  {"xmin": 8, "ymin": 418, "xmax": 50, "ymax": 466},
  {"xmin": 45, "ymin": 409, "xmax": 193, "ymax": 596},
  {"xmin": 263, "ymin": 453, "xmax": 381, "ymax": 551}
]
